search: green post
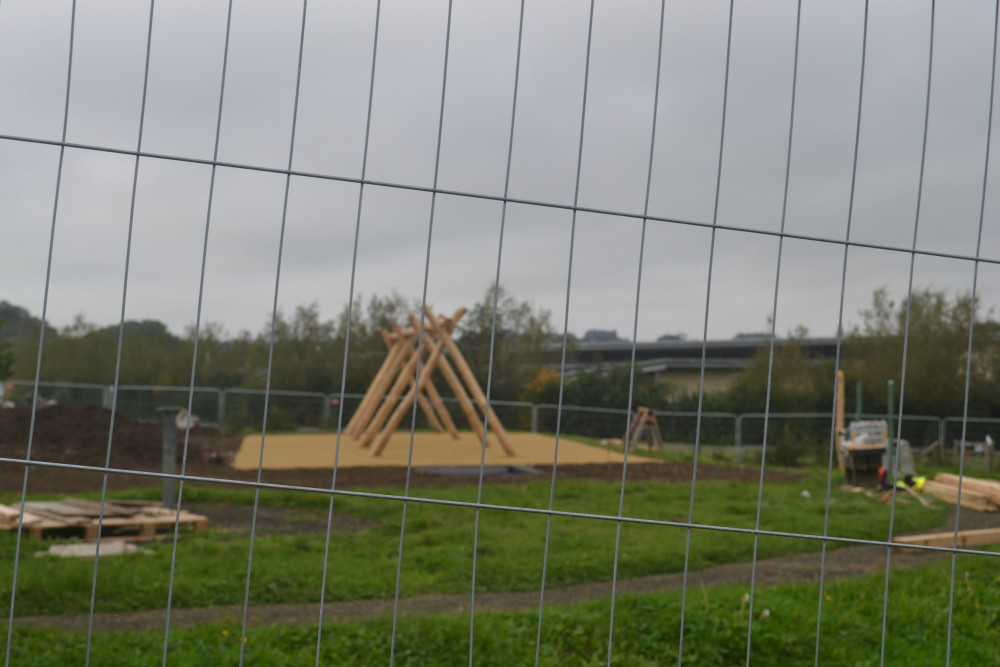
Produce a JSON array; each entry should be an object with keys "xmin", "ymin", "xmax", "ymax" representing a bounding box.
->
[
  {"xmin": 855, "ymin": 381, "xmax": 863, "ymax": 421},
  {"xmin": 887, "ymin": 380, "xmax": 895, "ymax": 476}
]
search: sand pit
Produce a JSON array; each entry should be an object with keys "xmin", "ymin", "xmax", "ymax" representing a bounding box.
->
[{"xmin": 232, "ymin": 431, "xmax": 657, "ymax": 470}]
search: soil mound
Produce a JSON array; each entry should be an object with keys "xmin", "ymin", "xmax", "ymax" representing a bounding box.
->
[{"xmin": 0, "ymin": 404, "xmax": 241, "ymax": 473}]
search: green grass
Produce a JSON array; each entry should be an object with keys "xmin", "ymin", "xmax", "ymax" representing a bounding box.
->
[
  {"xmin": 5, "ymin": 550, "xmax": 999, "ymax": 665},
  {"xmin": 0, "ymin": 476, "xmax": 950, "ymax": 617}
]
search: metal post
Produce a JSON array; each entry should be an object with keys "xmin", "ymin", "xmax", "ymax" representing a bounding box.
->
[
  {"xmin": 887, "ymin": 380, "xmax": 895, "ymax": 477},
  {"xmin": 322, "ymin": 395, "xmax": 333, "ymax": 430},
  {"xmin": 531, "ymin": 403, "xmax": 538, "ymax": 433},
  {"xmin": 215, "ymin": 388, "xmax": 224, "ymax": 426},
  {"xmin": 939, "ymin": 417, "xmax": 947, "ymax": 462},
  {"xmin": 157, "ymin": 406, "xmax": 183, "ymax": 509},
  {"xmin": 855, "ymin": 381, "xmax": 862, "ymax": 421},
  {"xmin": 735, "ymin": 414, "xmax": 743, "ymax": 453}
]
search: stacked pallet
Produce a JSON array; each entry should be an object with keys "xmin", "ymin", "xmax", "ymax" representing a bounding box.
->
[
  {"xmin": 0, "ymin": 498, "xmax": 208, "ymax": 541},
  {"xmin": 922, "ymin": 473, "xmax": 1000, "ymax": 512}
]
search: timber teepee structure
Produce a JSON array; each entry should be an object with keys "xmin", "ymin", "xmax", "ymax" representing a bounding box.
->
[{"xmin": 344, "ymin": 306, "xmax": 516, "ymax": 457}]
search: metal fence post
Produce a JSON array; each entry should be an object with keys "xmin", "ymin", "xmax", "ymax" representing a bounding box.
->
[
  {"xmin": 157, "ymin": 406, "xmax": 183, "ymax": 508},
  {"xmin": 212, "ymin": 388, "xmax": 222, "ymax": 426},
  {"xmin": 735, "ymin": 414, "xmax": 743, "ymax": 453},
  {"xmin": 531, "ymin": 403, "xmax": 538, "ymax": 433}
]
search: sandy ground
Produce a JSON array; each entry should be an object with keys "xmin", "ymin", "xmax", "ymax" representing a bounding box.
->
[{"xmin": 232, "ymin": 431, "xmax": 657, "ymax": 470}]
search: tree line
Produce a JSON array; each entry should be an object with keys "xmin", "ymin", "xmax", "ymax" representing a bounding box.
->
[
  {"xmin": 2, "ymin": 287, "xmax": 998, "ymax": 448},
  {"xmin": 0, "ymin": 286, "xmax": 558, "ymax": 404}
]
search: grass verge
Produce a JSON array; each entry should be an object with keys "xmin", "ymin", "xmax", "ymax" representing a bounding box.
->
[
  {"xmin": 4, "ymin": 549, "xmax": 999, "ymax": 665},
  {"xmin": 0, "ymin": 474, "xmax": 950, "ymax": 617}
]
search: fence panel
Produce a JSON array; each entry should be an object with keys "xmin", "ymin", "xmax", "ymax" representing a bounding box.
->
[
  {"xmin": 222, "ymin": 389, "xmax": 329, "ymax": 431},
  {"xmin": 113, "ymin": 386, "xmax": 223, "ymax": 424},
  {"xmin": 5, "ymin": 380, "xmax": 107, "ymax": 409}
]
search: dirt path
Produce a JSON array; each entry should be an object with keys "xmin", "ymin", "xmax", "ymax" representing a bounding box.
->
[
  {"xmin": 10, "ymin": 539, "xmax": 964, "ymax": 634},
  {"xmin": 15, "ymin": 506, "xmax": 995, "ymax": 634}
]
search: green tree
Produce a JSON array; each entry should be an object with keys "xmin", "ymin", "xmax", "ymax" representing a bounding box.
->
[
  {"xmin": 726, "ymin": 325, "xmax": 834, "ymax": 415},
  {"xmin": 265, "ymin": 303, "xmax": 339, "ymax": 392},
  {"xmin": 334, "ymin": 292, "xmax": 418, "ymax": 394},
  {"xmin": 457, "ymin": 284, "xmax": 556, "ymax": 401},
  {"xmin": 723, "ymin": 325, "xmax": 836, "ymax": 465},
  {"xmin": 0, "ymin": 319, "xmax": 13, "ymax": 380},
  {"xmin": 846, "ymin": 287, "xmax": 1000, "ymax": 418}
]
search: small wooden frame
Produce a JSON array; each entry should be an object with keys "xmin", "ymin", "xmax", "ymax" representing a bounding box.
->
[
  {"xmin": 625, "ymin": 407, "xmax": 664, "ymax": 451},
  {"xmin": 348, "ymin": 306, "xmax": 516, "ymax": 457}
]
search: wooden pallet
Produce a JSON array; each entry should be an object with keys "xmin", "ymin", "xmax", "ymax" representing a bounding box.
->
[{"xmin": 0, "ymin": 498, "xmax": 208, "ymax": 541}]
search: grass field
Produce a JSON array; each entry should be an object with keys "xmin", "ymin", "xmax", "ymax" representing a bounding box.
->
[
  {"xmin": 0, "ymin": 473, "xmax": 950, "ymax": 617},
  {"xmin": 0, "ymin": 452, "xmax": 991, "ymax": 665},
  {"xmin": 4, "ymin": 547, "xmax": 998, "ymax": 665}
]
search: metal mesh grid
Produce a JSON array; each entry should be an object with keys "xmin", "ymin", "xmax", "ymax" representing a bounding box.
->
[{"xmin": 1, "ymin": 0, "xmax": 998, "ymax": 664}]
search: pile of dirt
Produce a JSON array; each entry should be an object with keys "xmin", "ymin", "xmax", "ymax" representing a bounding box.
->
[{"xmin": 0, "ymin": 405, "xmax": 242, "ymax": 490}]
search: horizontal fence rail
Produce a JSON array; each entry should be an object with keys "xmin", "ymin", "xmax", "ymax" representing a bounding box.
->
[{"xmin": 5, "ymin": 381, "xmax": 997, "ymax": 456}]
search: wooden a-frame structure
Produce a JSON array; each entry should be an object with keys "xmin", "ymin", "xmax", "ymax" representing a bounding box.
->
[
  {"xmin": 344, "ymin": 306, "xmax": 517, "ymax": 457},
  {"xmin": 625, "ymin": 407, "xmax": 664, "ymax": 451}
]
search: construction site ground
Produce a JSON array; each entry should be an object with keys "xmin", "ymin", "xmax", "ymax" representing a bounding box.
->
[{"xmin": 0, "ymin": 404, "xmax": 997, "ymax": 633}]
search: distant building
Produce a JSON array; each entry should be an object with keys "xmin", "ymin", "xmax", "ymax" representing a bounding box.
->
[
  {"xmin": 549, "ymin": 336, "xmax": 840, "ymax": 394},
  {"xmin": 581, "ymin": 329, "xmax": 623, "ymax": 343}
]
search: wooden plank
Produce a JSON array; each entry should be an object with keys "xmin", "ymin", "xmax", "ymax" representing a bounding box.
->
[
  {"xmin": 20, "ymin": 504, "xmax": 88, "ymax": 524},
  {"xmin": 922, "ymin": 480, "xmax": 997, "ymax": 512},
  {"xmin": 0, "ymin": 504, "xmax": 24, "ymax": 522},
  {"xmin": 894, "ymin": 527, "xmax": 1000, "ymax": 550},
  {"xmin": 60, "ymin": 497, "xmax": 137, "ymax": 516},
  {"xmin": 934, "ymin": 473, "xmax": 1000, "ymax": 504}
]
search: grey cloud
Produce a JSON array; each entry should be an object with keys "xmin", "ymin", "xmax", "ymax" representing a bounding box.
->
[{"xmin": 1, "ymin": 0, "xmax": 998, "ymax": 347}]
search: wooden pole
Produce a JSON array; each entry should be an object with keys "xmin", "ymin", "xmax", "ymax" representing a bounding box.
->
[
  {"xmin": 346, "ymin": 327, "xmax": 410, "ymax": 438},
  {"xmin": 410, "ymin": 313, "xmax": 488, "ymax": 446},
  {"xmin": 423, "ymin": 306, "xmax": 516, "ymax": 456},
  {"xmin": 416, "ymin": 391, "xmax": 444, "ymax": 432},
  {"xmin": 344, "ymin": 329, "xmax": 401, "ymax": 436},
  {"xmin": 391, "ymin": 324, "xmax": 457, "ymax": 437},
  {"xmin": 649, "ymin": 411, "xmax": 664, "ymax": 450},
  {"xmin": 371, "ymin": 331, "xmax": 450, "ymax": 455},
  {"xmin": 357, "ymin": 337, "xmax": 427, "ymax": 449},
  {"xmin": 436, "ymin": 354, "xmax": 487, "ymax": 445},
  {"xmin": 424, "ymin": 379, "xmax": 459, "ymax": 438}
]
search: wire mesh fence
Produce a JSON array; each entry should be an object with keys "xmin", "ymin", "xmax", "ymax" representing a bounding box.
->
[{"xmin": 2, "ymin": 0, "xmax": 1000, "ymax": 664}]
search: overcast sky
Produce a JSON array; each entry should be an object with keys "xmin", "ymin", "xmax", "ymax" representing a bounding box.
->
[{"xmin": 1, "ymin": 0, "xmax": 999, "ymax": 345}]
